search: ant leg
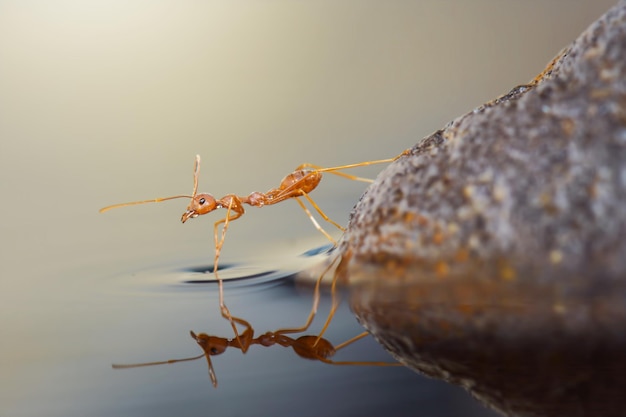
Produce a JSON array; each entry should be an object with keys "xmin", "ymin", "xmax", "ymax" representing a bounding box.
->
[
  {"xmin": 293, "ymin": 196, "xmax": 337, "ymax": 244},
  {"xmin": 296, "ymin": 163, "xmax": 374, "ymax": 183},
  {"xmin": 212, "ymin": 199, "xmax": 244, "ymax": 346},
  {"xmin": 314, "ymin": 271, "xmax": 341, "ymax": 346},
  {"xmin": 333, "ymin": 331, "xmax": 369, "ymax": 351},
  {"xmin": 213, "ymin": 203, "xmax": 233, "ymax": 274},
  {"xmin": 230, "ymin": 316, "xmax": 254, "ymax": 354},
  {"xmin": 316, "ymin": 332, "xmax": 402, "ymax": 366},
  {"xmin": 317, "ymin": 356, "xmax": 402, "ymax": 366},
  {"xmin": 212, "ymin": 218, "xmax": 227, "ymax": 308},
  {"xmin": 302, "ymin": 193, "xmax": 345, "ymax": 232},
  {"xmin": 274, "ymin": 255, "xmax": 341, "ymax": 336},
  {"xmin": 212, "ymin": 198, "xmax": 244, "ymax": 294},
  {"xmin": 314, "ymin": 249, "xmax": 353, "ymax": 346},
  {"xmin": 297, "ymin": 152, "xmax": 410, "ymax": 183}
]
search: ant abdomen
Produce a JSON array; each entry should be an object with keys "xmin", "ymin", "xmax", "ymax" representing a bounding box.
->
[
  {"xmin": 293, "ymin": 335, "xmax": 336, "ymax": 360},
  {"xmin": 279, "ymin": 170, "xmax": 322, "ymax": 195}
]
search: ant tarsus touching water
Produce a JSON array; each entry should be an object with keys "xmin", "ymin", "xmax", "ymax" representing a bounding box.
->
[{"xmin": 112, "ymin": 316, "xmax": 401, "ymax": 388}]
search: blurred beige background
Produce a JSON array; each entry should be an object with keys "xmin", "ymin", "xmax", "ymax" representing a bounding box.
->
[
  {"xmin": 1, "ymin": 1, "xmax": 615, "ymax": 264},
  {"xmin": 0, "ymin": 1, "xmax": 617, "ymax": 415}
]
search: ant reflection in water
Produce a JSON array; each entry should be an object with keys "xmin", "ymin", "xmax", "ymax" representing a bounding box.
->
[
  {"xmin": 100, "ymin": 151, "xmax": 410, "ymax": 342},
  {"xmin": 112, "ymin": 315, "xmax": 401, "ymax": 388}
]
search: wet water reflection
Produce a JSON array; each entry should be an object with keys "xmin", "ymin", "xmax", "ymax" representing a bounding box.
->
[
  {"xmin": 112, "ymin": 310, "xmax": 401, "ymax": 388},
  {"xmin": 88, "ymin": 258, "xmax": 497, "ymax": 417}
]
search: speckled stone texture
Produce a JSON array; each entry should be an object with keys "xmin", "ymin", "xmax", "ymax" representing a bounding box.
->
[{"xmin": 338, "ymin": 2, "xmax": 626, "ymax": 417}]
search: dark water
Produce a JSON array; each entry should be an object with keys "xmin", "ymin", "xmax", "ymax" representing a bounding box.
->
[{"xmin": 5, "ymin": 249, "xmax": 497, "ymax": 417}]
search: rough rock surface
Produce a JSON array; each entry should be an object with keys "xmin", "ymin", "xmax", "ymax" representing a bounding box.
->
[{"xmin": 337, "ymin": 2, "xmax": 626, "ymax": 416}]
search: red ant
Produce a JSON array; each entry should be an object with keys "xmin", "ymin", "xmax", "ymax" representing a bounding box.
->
[
  {"xmin": 100, "ymin": 152, "xmax": 408, "ymax": 341},
  {"xmin": 112, "ymin": 316, "xmax": 401, "ymax": 387}
]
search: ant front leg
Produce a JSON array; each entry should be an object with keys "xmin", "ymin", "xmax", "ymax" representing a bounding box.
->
[
  {"xmin": 211, "ymin": 195, "xmax": 244, "ymax": 274},
  {"xmin": 211, "ymin": 195, "xmax": 244, "ymax": 345}
]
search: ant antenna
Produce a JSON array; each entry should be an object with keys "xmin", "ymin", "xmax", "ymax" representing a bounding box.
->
[
  {"xmin": 99, "ymin": 154, "xmax": 204, "ymax": 214},
  {"xmin": 113, "ymin": 331, "xmax": 222, "ymax": 387},
  {"xmin": 99, "ymin": 195, "xmax": 193, "ymax": 213},
  {"xmin": 192, "ymin": 154, "xmax": 200, "ymax": 197}
]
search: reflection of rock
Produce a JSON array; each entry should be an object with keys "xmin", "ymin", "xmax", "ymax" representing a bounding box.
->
[{"xmin": 338, "ymin": 2, "xmax": 626, "ymax": 417}]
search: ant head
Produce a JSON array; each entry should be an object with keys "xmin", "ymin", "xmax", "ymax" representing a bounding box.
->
[
  {"xmin": 190, "ymin": 331, "xmax": 229, "ymax": 356},
  {"xmin": 181, "ymin": 193, "xmax": 217, "ymax": 223},
  {"xmin": 190, "ymin": 331, "xmax": 228, "ymax": 388}
]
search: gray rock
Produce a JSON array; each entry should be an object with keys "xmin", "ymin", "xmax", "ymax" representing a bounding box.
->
[{"xmin": 336, "ymin": 1, "xmax": 626, "ymax": 416}]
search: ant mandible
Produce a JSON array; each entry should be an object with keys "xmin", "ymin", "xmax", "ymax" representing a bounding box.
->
[{"xmin": 112, "ymin": 316, "xmax": 401, "ymax": 387}]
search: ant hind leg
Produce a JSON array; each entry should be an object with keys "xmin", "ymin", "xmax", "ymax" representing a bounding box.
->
[
  {"xmin": 274, "ymin": 254, "xmax": 341, "ymax": 336},
  {"xmin": 296, "ymin": 163, "xmax": 374, "ymax": 183},
  {"xmin": 293, "ymin": 196, "xmax": 338, "ymax": 244},
  {"xmin": 319, "ymin": 332, "xmax": 402, "ymax": 366},
  {"xmin": 297, "ymin": 153, "xmax": 409, "ymax": 184},
  {"xmin": 302, "ymin": 193, "xmax": 345, "ymax": 232},
  {"xmin": 314, "ymin": 249, "xmax": 354, "ymax": 345}
]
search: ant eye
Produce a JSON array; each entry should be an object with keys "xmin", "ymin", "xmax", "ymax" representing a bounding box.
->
[
  {"xmin": 199, "ymin": 198, "xmax": 206, "ymax": 205},
  {"xmin": 210, "ymin": 347, "xmax": 218, "ymax": 354}
]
